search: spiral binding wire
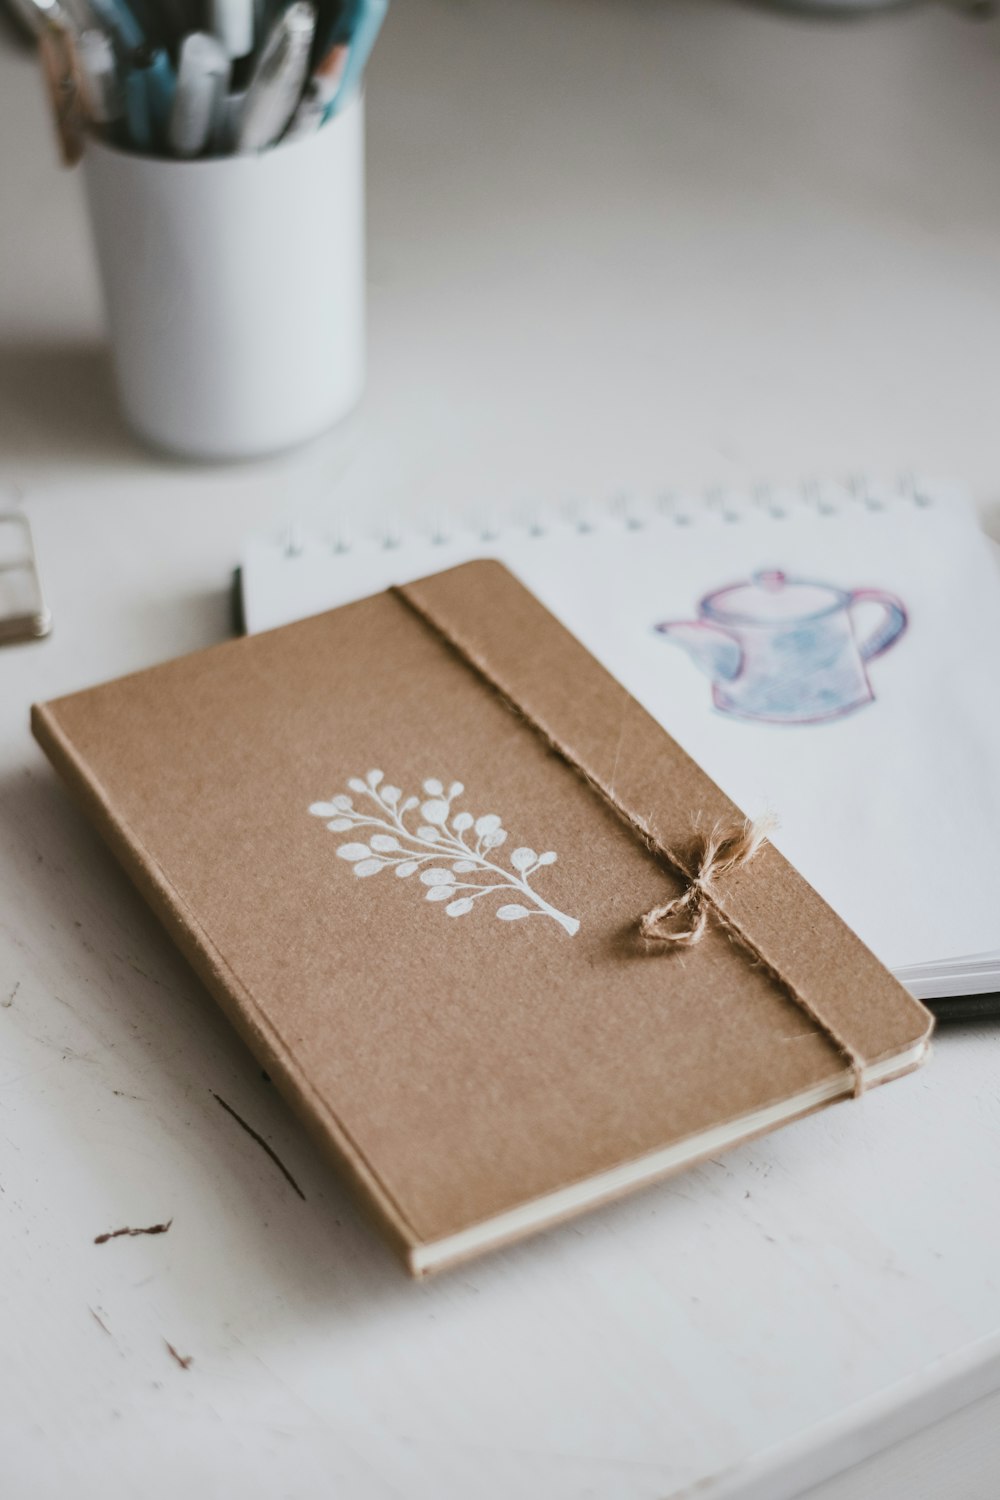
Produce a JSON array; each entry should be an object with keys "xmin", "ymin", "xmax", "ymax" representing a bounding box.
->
[{"xmin": 276, "ymin": 475, "xmax": 940, "ymax": 559}]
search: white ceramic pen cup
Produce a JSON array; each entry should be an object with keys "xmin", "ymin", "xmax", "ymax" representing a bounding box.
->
[{"xmin": 81, "ymin": 94, "xmax": 365, "ymax": 461}]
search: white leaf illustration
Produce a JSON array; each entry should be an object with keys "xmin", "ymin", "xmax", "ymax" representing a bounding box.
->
[
  {"xmin": 312, "ymin": 773, "xmax": 579, "ymax": 936},
  {"xmin": 337, "ymin": 843, "xmax": 371, "ymax": 862}
]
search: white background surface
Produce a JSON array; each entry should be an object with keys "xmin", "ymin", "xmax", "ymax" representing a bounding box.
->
[{"xmin": 3, "ymin": 2, "xmax": 1000, "ymax": 1497}]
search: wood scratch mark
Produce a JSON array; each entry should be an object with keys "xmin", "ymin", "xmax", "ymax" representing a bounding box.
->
[
  {"xmin": 0, "ymin": 1059, "xmax": 65, "ymax": 1090},
  {"xmin": 58, "ymin": 1045, "xmax": 97, "ymax": 1064},
  {"xmin": 94, "ymin": 1218, "xmax": 173, "ymax": 1245},
  {"xmin": 21, "ymin": 1029, "xmax": 96, "ymax": 1064},
  {"xmin": 89, "ymin": 1306, "xmax": 111, "ymax": 1335},
  {"xmin": 212, "ymin": 1093, "xmax": 306, "ymax": 1200},
  {"xmin": 2, "ymin": 980, "xmax": 19, "ymax": 1008},
  {"xmin": 123, "ymin": 958, "xmax": 166, "ymax": 990},
  {"xmin": 164, "ymin": 1340, "xmax": 192, "ymax": 1371}
]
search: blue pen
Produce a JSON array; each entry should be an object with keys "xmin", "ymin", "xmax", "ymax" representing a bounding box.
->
[
  {"xmin": 125, "ymin": 44, "xmax": 175, "ymax": 151},
  {"xmin": 124, "ymin": 68, "xmax": 152, "ymax": 149},
  {"xmin": 88, "ymin": 0, "xmax": 145, "ymax": 50},
  {"xmin": 323, "ymin": 0, "xmax": 386, "ymax": 119}
]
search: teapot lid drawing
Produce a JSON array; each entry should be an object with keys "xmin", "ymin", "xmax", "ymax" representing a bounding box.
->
[{"xmin": 701, "ymin": 569, "xmax": 851, "ymax": 625}]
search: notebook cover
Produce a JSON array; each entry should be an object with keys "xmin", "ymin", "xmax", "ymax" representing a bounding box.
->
[{"xmin": 31, "ymin": 561, "xmax": 932, "ymax": 1274}]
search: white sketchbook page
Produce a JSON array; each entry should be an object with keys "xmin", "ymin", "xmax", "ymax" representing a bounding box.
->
[{"xmin": 241, "ymin": 490, "xmax": 1000, "ymax": 975}]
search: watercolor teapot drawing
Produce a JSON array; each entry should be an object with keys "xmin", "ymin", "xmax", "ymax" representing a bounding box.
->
[{"xmin": 656, "ymin": 569, "xmax": 908, "ymax": 724}]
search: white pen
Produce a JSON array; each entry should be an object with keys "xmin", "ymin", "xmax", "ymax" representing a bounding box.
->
[
  {"xmin": 77, "ymin": 28, "xmax": 123, "ymax": 126},
  {"xmin": 168, "ymin": 32, "xmax": 230, "ymax": 157},
  {"xmin": 212, "ymin": 86, "xmax": 247, "ymax": 153},
  {"xmin": 210, "ymin": 0, "xmax": 254, "ymax": 60},
  {"xmin": 285, "ymin": 39, "xmax": 347, "ymax": 138},
  {"xmin": 236, "ymin": 1, "xmax": 315, "ymax": 153}
]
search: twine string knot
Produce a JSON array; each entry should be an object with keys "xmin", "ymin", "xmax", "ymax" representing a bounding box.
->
[{"xmin": 638, "ymin": 815, "xmax": 774, "ymax": 948}]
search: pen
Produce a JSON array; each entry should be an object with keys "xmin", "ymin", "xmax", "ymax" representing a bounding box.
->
[
  {"xmin": 168, "ymin": 31, "xmax": 229, "ymax": 156},
  {"xmin": 12, "ymin": 0, "xmax": 71, "ymax": 39},
  {"xmin": 212, "ymin": 86, "xmax": 247, "ymax": 152},
  {"xmin": 323, "ymin": 0, "xmax": 386, "ymax": 119},
  {"xmin": 285, "ymin": 39, "xmax": 346, "ymax": 137},
  {"xmin": 123, "ymin": 54, "xmax": 152, "ymax": 148},
  {"xmin": 235, "ymin": 1, "xmax": 315, "ymax": 152},
  {"xmin": 124, "ymin": 43, "xmax": 175, "ymax": 152},
  {"xmin": 22, "ymin": 0, "xmax": 98, "ymax": 40},
  {"xmin": 210, "ymin": 0, "xmax": 254, "ymax": 59},
  {"xmin": 77, "ymin": 28, "xmax": 124, "ymax": 128},
  {"xmin": 87, "ymin": 0, "xmax": 145, "ymax": 51},
  {"xmin": 38, "ymin": 17, "xmax": 86, "ymax": 165}
]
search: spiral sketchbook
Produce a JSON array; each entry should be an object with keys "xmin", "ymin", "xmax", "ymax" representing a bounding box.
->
[
  {"xmin": 33, "ymin": 562, "xmax": 931, "ymax": 1273},
  {"xmin": 240, "ymin": 480, "xmax": 1000, "ymax": 1010}
]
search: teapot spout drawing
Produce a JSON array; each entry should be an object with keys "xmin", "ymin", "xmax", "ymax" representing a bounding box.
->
[
  {"xmin": 655, "ymin": 570, "xmax": 908, "ymax": 723},
  {"xmin": 655, "ymin": 620, "xmax": 743, "ymax": 682}
]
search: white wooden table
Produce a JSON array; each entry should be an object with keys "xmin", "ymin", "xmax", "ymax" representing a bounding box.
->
[{"xmin": 3, "ymin": 3, "xmax": 1000, "ymax": 1496}]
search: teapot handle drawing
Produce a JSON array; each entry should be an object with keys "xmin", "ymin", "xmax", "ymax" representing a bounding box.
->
[
  {"xmin": 654, "ymin": 620, "xmax": 743, "ymax": 682},
  {"xmin": 848, "ymin": 589, "xmax": 908, "ymax": 662}
]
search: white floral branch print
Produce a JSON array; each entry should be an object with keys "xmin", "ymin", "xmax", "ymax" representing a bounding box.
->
[{"xmin": 309, "ymin": 770, "xmax": 580, "ymax": 936}]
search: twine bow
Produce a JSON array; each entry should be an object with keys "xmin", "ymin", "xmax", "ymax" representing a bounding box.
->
[
  {"xmin": 391, "ymin": 582, "xmax": 869, "ymax": 1096},
  {"xmin": 638, "ymin": 816, "xmax": 774, "ymax": 948}
]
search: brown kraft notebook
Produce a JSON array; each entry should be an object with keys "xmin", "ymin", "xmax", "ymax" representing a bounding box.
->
[{"xmin": 32, "ymin": 561, "xmax": 933, "ymax": 1275}]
